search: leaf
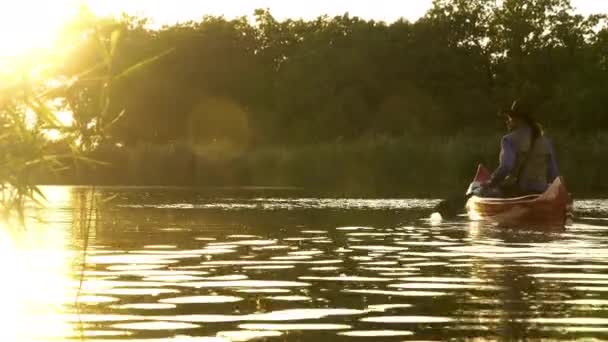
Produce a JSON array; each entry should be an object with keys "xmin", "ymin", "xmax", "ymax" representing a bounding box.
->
[
  {"xmin": 95, "ymin": 27, "xmax": 112, "ymax": 71},
  {"xmin": 101, "ymin": 193, "xmax": 119, "ymax": 203},
  {"xmin": 73, "ymin": 155, "xmax": 111, "ymax": 166},
  {"xmin": 74, "ymin": 62, "xmax": 107, "ymax": 81},
  {"xmin": 23, "ymin": 154, "xmax": 72, "ymax": 168},
  {"xmin": 32, "ymin": 185, "xmax": 47, "ymax": 202},
  {"xmin": 105, "ymin": 109, "xmax": 126, "ymax": 129},
  {"xmin": 51, "ymin": 165, "xmax": 71, "ymax": 173},
  {"xmin": 110, "ymin": 28, "xmax": 123, "ymax": 58},
  {"xmin": 23, "ymin": 156, "xmax": 57, "ymax": 168},
  {"xmin": 27, "ymin": 97, "xmax": 60, "ymax": 127},
  {"xmin": 114, "ymin": 48, "xmax": 175, "ymax": 81}
]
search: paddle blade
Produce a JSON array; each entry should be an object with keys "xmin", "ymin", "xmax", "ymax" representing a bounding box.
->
[
  {"xmin": 434, "ymin": 195, "xmax": 468, "ymax": 218},
  {"xmin": 473, "ymin": 164, "xmax": 491, "ymax": 182},
  {"xmin": 466, "ymin": 164, "xmax": 490, "ymax": 196},
  {"xmin": 436, "ymin": 164, "xmax": 489, "ymax": 218},
  {"xmin": 466, "ymin": 181, "xmax": 484, "ymax": 196}
]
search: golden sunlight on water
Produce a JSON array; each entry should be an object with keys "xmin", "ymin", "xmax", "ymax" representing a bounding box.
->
[
  {"xmin": 1, "ymin": 187, "xmax": 608, "ymax": 340},
  {"xmin": 0, "ymin": 188, "xmax": 76, "ymax": 341}
]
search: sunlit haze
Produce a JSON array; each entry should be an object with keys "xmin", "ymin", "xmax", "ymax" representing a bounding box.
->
[
  {"xmin": 84, "ymin": 0, "xmax": 608, "ymax": 26},
  {"xmin": 85, "ymin": 0, "xmax": 432, "ymax": 25},
  {"xmin": 0, "ymin": 0, "xmax": 606, "ymax": 59},
  {"xmin": 0, "ymin": 1, "xmax": 76, "ymax": 58}
]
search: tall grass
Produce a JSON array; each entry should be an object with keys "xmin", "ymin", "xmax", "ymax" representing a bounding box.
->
[
  {"xmin": 46, "ymin": 132, "xmax": 603, "ymax": 198},
  {"xmin": 51, "ymin": 135, "xmax": 608, "ymax": 197},
  {"xmin": 0, "ymin": 12, "xmax": 173, "ymax": 214}
]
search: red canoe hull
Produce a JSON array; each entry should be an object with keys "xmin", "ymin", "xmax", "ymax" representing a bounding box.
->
[{"xmin": 465, "ymin": 165, "xmax": 572, "ymax": 225}]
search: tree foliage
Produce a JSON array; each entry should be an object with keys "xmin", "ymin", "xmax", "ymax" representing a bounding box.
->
[
  {"xmin": 56, "ymin": 0, "xmax": 605, "ymax": 148},
  {"xmin": 2, "ymin": 0, "xmax": 607, "ymax": 195},
  {"xmin": 0, "ymin": 9, "xmax": 172, "ymax": 212}
]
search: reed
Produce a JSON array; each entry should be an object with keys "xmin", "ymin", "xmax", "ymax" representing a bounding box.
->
[{"xmin": 55, "ymin": 131, "xmax": 606, "ymax": 197}]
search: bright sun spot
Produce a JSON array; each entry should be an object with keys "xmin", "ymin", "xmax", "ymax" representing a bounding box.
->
[
  {"xmin": 43, "ymin": 109, "xmax": 74, "ymax": 141},
  {"xmin": 0, "ymin": 215, "xmax": 76, "ymax": 341},
  {"xmin": 0, "ymin": 1, "xmax": 78, "ymax": 59}
]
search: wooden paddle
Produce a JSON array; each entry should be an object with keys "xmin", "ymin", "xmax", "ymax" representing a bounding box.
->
[
  {"xmin": 434, "ymin": 179, "xmax": 482, "ymax": 218},
  {"xmin": 434, "ymin": 194, "xmax": 471, "ymax": 218}
]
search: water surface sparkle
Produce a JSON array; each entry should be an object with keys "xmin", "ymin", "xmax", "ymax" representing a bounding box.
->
[{"xmin": 3, "ymin": 186, "xmax": 607, "ymax": 341}]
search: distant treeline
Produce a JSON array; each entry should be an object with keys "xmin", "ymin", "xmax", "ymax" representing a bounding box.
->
[
  {"xmin": 63, "ymin": 0, "xmax": 608, "ymax": 145},
  {"xmin": 46, "ymin": 132, "xmax": 608, "ymax": 196},
  {"xmin": 50, "ymin": 0, "xmax": 608, "ymax": 194}
]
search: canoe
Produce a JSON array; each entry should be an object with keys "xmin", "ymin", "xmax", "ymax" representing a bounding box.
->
[{"xmin": 465, "ymin": 165, "xmax": 572, "ymax": 225}]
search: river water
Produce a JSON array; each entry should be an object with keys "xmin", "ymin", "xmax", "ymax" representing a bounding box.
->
[{"xmin": 3, "ymin": 186, "xmax": 608, "ymax": 341}]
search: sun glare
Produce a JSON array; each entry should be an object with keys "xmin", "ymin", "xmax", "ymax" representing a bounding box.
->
[
  {"xmin": 0, "ymin": 210, "xmax": 76, "ymax": 341},
  {"xmin": 0, "ymin": 1, "xmax": 77, "ymax": 59},
  {"xmin": 0, "ymin": 0, "xmax": 602, "ymax": 66}
]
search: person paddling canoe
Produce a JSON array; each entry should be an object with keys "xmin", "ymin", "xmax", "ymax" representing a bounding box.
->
[{"xmin": 476, "ymin": 99, "xmax": 560, "ymax": 198}]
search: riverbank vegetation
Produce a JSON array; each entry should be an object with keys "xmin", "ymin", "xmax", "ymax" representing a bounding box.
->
[
  {"xmin": 37, "ymin": 132, "xmax": 608, "ymax": 197},
  {"xmin": 3, "ymin": 0, "xmax": 608, "ymax": 198}
]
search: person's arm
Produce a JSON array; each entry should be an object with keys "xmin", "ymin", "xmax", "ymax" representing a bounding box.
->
[
  {"xmin": 488, "ymin": 136, "xmax": 515, "ymax": 187},
  {"xmin": 546, "ymin": 139, "xmax": 559, "ymax": 182}
]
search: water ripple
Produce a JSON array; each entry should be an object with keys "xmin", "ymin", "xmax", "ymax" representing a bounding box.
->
[{"xmin": 31, "ymin": 190, "xmax": 608, "ymax": 340}]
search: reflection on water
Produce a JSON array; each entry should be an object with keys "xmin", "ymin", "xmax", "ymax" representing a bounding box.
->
[{"xmin": 2, "ymin": 186, "xmax": 608, "ymax": 341}]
